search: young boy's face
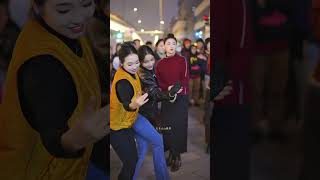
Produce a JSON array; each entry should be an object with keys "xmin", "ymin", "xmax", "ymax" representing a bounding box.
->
[{"xmin": 0, "ymin": 4, "xmax": 8, "ymax": 32}]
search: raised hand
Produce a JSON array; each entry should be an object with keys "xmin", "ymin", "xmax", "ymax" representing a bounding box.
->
[
  {"xmin": 62, "ymin": 96, "xmax": 109, "ymax": 152},
  {"xmin": 213, "ymin": 80, "xmax": 233, "ymax": 101},
  {"xmin": 130, "ymin": 92, "xmax": 149, "ymax": 110}
]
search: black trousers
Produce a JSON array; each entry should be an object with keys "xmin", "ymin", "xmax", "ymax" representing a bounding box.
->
[
  {"xmin": 302, "ymin": 85, "xmax": 320, "ymax": 180},
  {"xmin": 110, "ymin": 128, "xmax": 138, "ymax": 180},
  {"xmin": 213, "ymin": 105, "xmax": 251, "ymax": 180}
]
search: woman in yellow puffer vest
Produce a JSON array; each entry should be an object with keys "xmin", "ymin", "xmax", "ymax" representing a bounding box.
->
[
  {"xmin": 110, "ymin": 42, "xmax": 149, "ymax": 180},
  {"xmin": 0, "ymin": 0, "xmax": 108, "ymax": 179},
  {"xmin": 110, "ymin": 42, "xmax": 170, "ymax": 180}
]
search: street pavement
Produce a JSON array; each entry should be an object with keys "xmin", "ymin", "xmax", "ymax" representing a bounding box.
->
[{"xmin": 110, "ymin": 106, "xmax": 210, "ymax": 180}]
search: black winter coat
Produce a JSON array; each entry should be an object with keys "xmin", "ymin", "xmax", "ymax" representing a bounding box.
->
[{"xmin": 138, "ymin": 67, "xmax": 174, "ymax": 120}]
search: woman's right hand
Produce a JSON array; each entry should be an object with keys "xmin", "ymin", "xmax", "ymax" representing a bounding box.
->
[
  {"xmin": 129, "ymin": 92, "xmax": 149, "ymax": 110},
  {"xmin": 213, "ymin": 81, "xmax": 233, "ymax": 101},
  {"xmin": 61, "ymin": 96, "xmax": 109, "ymax": 152}
]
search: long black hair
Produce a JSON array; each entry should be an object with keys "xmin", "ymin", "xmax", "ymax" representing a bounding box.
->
[{"xmin": 138, "ymin": 45, "xmax": 155, "ymax": 64}]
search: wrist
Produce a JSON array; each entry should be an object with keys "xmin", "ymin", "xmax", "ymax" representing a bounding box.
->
[
  {"xmin": 61, "ymin": 129, "xmax": 84, "ymax": 152},
  {"xmin": 61, "ymin": 128, "xmax": 92, "ymax": 152},
  {"xmin": 129, "ymin": 101, "xmax": 138, "ymax": 110}
]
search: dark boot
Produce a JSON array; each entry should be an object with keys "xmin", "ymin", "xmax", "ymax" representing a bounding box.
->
[
  {"xmin": 170, "ymin": 154, "xmax": 181, "ymax": 172},
  {"xmin": 166, "ymin": 151, "xmax": 173, "ymax": 166}
]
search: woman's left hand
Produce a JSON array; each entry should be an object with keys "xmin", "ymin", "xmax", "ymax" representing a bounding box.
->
[{"xmin": 177, "ymin": 88, "xmax": 183, "ymax": 94}]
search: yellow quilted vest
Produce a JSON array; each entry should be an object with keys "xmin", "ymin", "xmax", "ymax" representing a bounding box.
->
[
  {"xmin": 110, "ymin": 67, "xmax": 141, "ymax": 130},
  {"xmin": 0, "ymin": 19, "xmax": 101, "ymax": 180}
]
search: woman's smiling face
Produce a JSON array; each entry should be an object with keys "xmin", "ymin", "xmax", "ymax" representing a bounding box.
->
[
  {"xmin": 122, "ymin": 53, "xmax": 140, "ymax": 74},
  {"xmin": 38, "ymin": 0, "xmax": 95, "ymax": 39}
]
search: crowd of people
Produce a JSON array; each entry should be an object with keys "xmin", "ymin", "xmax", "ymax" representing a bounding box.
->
[
  {"xmin": 213, "ymin": 0, "xmax": 319, "ymax": 180},
  {"xmin": 109, "ymin": 34, "xmax": 210, "ymax": 179}
]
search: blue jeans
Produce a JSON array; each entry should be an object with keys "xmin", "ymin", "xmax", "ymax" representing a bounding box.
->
[
  {"xmin": 86, "ymin": 161, "xmax": 109, "ymax": 180},
  {"xmin": 133, "ymin": 114, "xmax": 170, "ymax": 180}
]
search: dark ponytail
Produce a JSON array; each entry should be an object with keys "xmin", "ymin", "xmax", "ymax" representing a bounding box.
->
[
  {"xmin": 118, "ymin": 42, "xmax": 138, "ymax": 64},
  {"xmin": 164, "ymin": 33, "xmax": 177, "ymax": 43}
]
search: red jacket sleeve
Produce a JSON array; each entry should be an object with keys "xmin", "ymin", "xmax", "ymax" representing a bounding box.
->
[
  {"xmin": 212, "ymin": 0, "xmax": 230, "ymax": 62},
  {"xmin": 155, "ymin": 61, "xmax": 165, "ymax": 91}
]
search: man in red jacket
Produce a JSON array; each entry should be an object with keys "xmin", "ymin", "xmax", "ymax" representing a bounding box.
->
[{"xmin": 212, "ymin": 0, "xmax": 254, "ymax": 179}]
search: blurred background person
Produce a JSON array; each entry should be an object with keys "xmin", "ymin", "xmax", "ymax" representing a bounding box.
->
[
  {"xmin": 188, "ymin": 45, "xmax": 201, "ymax": 106},
  {"xmin": 8, "ymin": 0, "xmax": 31, "ymax": 28},
  {"xmin": 85, "ymin": 0, "xmax": 109, "ymax": 179},
  {"xmin": 213, "ymin": 0, "xmax": 254, "ymax": 179},
  {"xmin": 203, "ymin": 37, "xmax": 211, "ymax": 153},
  {"xmin": 133, "ymin": 39, "xmax": 141, "ymax": 50},
  {"xmin": 154, "ymin": 39, "xmax": 165, "ymax": 62},
  {"xmin": 195, "ymin": 38, "xmax": 208, "ymax": 102},
  {"xmin": 181, "ymin": 38, "xmax": 192, "ymax": 62},
  {"xmin": 111, "ymin": 42, "xmax": 121, "ymax": 75},
  {"xmin": 145, "ymin": 41, "xmax": 153, "ymax": 50},
  {"xmin": 251, "ymin": 0, "xmax": 292, "ymax": 143}
]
